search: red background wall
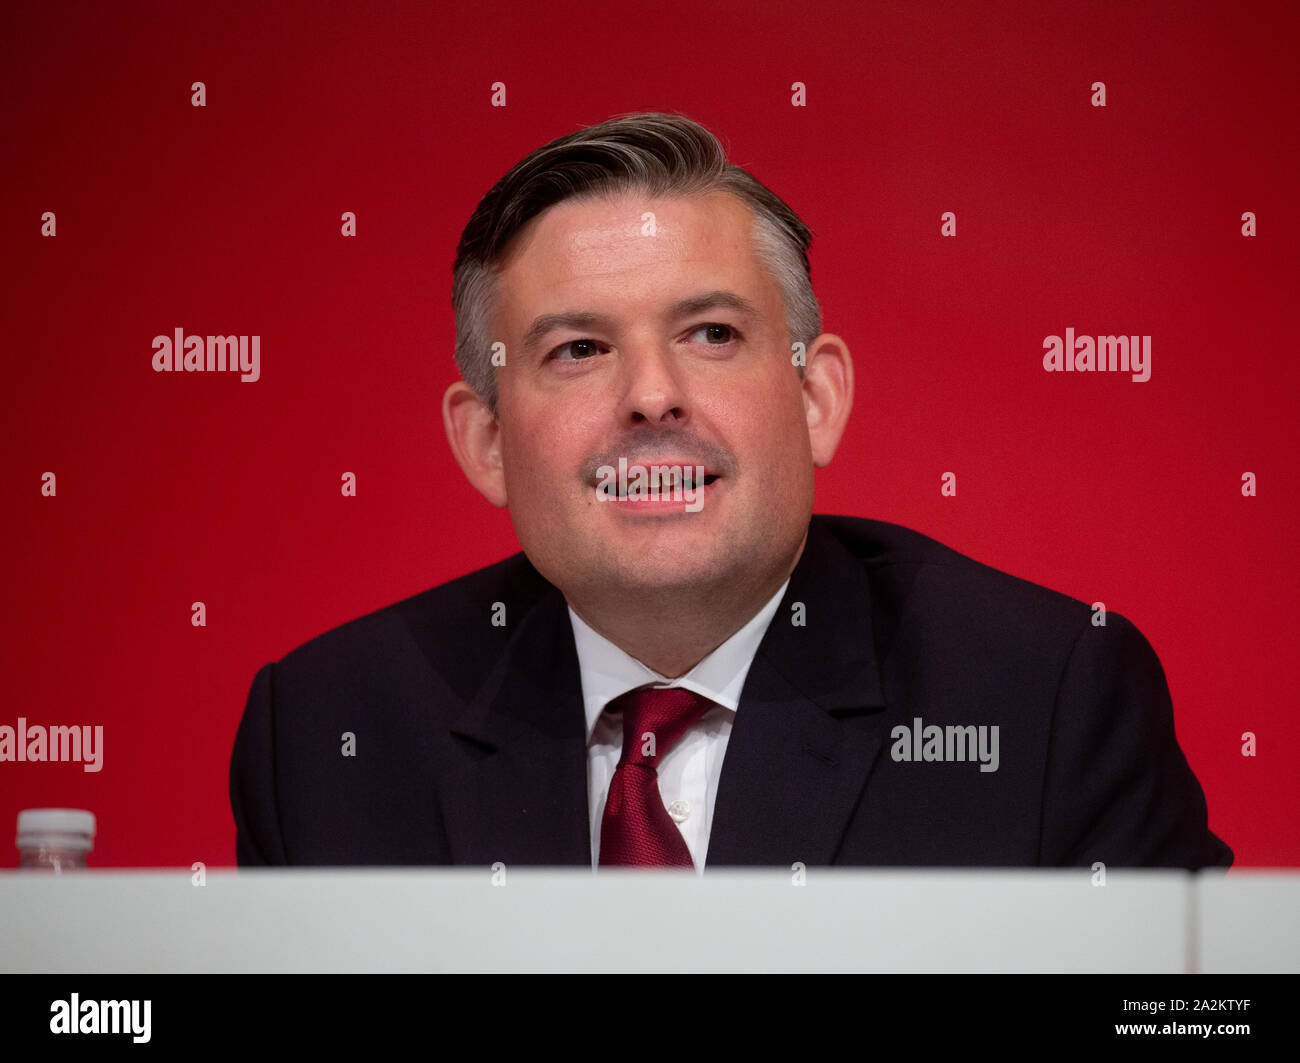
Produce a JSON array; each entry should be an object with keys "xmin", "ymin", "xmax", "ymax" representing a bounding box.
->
[{"xmin": 1, "ymin": 0, "xmax": 1295, "ymax": 867}]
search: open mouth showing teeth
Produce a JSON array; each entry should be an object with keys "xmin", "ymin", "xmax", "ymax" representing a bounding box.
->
[
  {"xmin": 596, "ymin": 467, "xmax": 722, "ymax": 499},
  {"xmin": 610, "ymin": 474, "xmax": 719, "ymax": 497}
]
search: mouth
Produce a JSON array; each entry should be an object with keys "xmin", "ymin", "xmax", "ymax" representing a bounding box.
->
[
  {"xmin": 590, "ymin": 459, "xmax": 723, "ymax": 509},
  {"xmin": 610, "ymin": 471, "xmax": 721, "ymax": 497}
]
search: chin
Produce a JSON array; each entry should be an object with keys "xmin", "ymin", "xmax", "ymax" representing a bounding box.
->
[{"xmin": 617, "ymin": 544, "xmax": 740, "ymax": 591}]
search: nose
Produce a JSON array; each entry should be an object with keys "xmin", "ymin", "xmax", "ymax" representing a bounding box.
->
[{"xmin": 618, "ymin": 341, "xmax": 688, "ymax": 427}]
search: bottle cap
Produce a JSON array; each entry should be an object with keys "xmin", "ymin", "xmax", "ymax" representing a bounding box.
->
[{"xmin": 16, "ymin": 808, "xmax": 96, "ymax": 852}]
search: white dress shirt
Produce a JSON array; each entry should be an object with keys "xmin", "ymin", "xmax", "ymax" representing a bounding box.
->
[{"xmin": 568, "ymin": 578, "xmax": 790, "ymax": 872}]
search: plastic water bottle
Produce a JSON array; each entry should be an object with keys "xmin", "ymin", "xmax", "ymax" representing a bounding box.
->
[{"xmin": 16, "ymin": 808, "xmax": 95, "ymax": 871}]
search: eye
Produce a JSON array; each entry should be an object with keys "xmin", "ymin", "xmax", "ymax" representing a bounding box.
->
[
  {"xmin": 548, "ymin": 339, "xmax": 607, "ymax": 361},
  {"xmin": 686, "ymin": 323, "xmax": 738, "ymax": 346}
]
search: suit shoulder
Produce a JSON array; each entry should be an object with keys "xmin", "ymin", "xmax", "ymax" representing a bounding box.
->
[
  {"xmin": 812, "ymin": 513, "xmax": 1102, "ymax": 640},
  {"xmin": 272, "ymin": 551, "xmax": 552, "ymax": 697}
]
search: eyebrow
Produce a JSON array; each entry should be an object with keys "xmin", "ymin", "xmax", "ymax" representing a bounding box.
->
[{"xmin": 519, "ymin": 289, "xmax": 762, "ymax": 356}]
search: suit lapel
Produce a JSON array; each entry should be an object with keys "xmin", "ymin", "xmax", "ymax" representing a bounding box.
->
[
  {"xmin": 438, "ymin": 587, "xmax": 592, "ymax": 867},
  {"xmin": 435, "ymin": 517, "xmax": 894, "ymax": 868},
  {"xmin": 706, "ymin": 518, "xmax": 893, "ymax": 866}
]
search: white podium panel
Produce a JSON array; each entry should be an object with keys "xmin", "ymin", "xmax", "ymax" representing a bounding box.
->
[
  {"xmin": 0, "ymin": 868, "xmax": 1190, "ymax": 973},
  {"xmin": 1197, "ymin": 872, "xmax": 1300, "ymax": 973}
]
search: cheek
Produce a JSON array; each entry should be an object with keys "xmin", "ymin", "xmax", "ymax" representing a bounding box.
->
[
  {"xmin": 499, "ymin": 409, "xmax": 587, "ymax": 504},
  {"xmin": 745, "ymin": 396, "xmax": 813, "ymax": 497},
  {"xmin": 498, "ymin": 421, "xmax": 547, "ymax": 499},
  {"xmin": 504, "ymin": 384, "xmax": 608, "ymax": 468},
  {"xmin": 712, "ymin": 370, "xmax": 807, "ymax": 449}
]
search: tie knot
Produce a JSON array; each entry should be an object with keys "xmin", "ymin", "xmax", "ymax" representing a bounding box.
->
[{"xmin": 608, "ymin": 686, "xmax": 713, "ymax": 767}]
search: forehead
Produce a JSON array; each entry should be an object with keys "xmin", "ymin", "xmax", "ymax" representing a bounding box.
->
[{"xmin": 493, "ymin": 190, "xmax": 773, "ymax": 321}]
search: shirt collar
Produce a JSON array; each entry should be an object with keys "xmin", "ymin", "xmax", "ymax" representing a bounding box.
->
[{"xmin": 568, "ymin": 578, "xmax": 790, "ymax": 742}]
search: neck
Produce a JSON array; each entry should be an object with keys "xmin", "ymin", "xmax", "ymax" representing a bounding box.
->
[{"xmin": 566, "ymin": 530, "xmax": 807, "ymax": 677}]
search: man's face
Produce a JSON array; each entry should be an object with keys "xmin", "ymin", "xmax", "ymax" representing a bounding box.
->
[{"xmin": 490, "ymin": 190, "xmax": 816, "ymax": 605}]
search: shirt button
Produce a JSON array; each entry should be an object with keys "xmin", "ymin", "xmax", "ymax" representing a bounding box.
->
[{"xmin": 668, "ymin": 800, "xmax": 690, "ymax": 823}]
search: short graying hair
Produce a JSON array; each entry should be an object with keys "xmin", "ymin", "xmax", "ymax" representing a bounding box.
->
[{"xmin": 452, "ymin": 111, "xmax": 822, "ymax": 417}]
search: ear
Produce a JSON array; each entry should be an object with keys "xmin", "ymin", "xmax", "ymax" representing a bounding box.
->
[
  {"xmin": 802, "ymin": 333, "xmax": 854, "ymax": 467},
  {"xmin": 442, "ymin": 381, "xmax": 508, "ymax": 507}
]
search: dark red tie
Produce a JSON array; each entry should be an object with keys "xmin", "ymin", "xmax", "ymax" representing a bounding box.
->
[{"xmin": 598, "ymin": 686, "xmax": 713, "ymax": 868}]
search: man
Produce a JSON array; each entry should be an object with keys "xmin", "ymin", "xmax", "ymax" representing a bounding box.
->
[{"xmin": 230, "ymin": 111, "xmax": 1231, "ymax": 870}]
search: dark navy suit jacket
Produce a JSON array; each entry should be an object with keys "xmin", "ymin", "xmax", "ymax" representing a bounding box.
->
[{"xmin": 229, "ymin": 514, "xmax": 1232, "ymax": 869}]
